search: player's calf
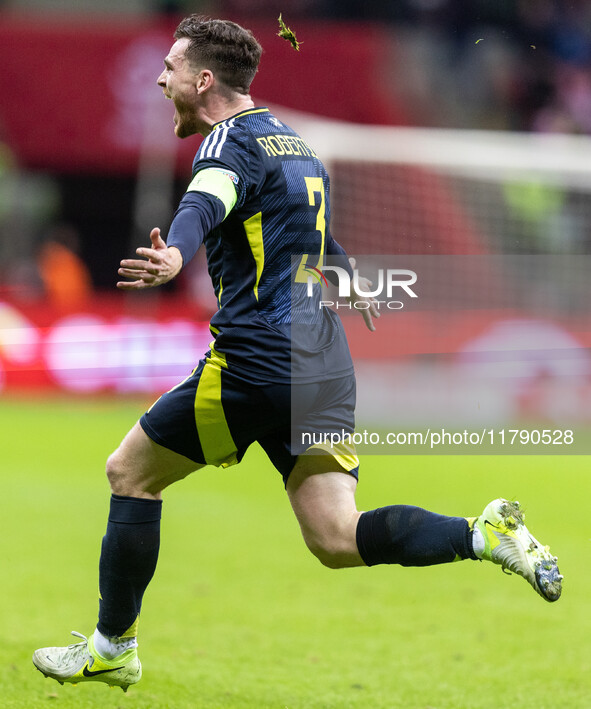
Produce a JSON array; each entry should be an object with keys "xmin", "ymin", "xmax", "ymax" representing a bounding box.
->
[{"xmin": 356, "ymin": 505, "xmax": 476, "ymax": 567}]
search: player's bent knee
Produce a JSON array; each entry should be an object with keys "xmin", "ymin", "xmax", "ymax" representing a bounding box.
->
[
  {"xmin": 314, "ymin": 549, "xmax": 348, "ymax": 570},
  {"xmin": 304, "ymin": 537, "xmax": 350, "ymax": 570},
  {"xmin": 105, "ymin": 449, "xmax": 127, "ymax": 493},
  {"xmin": 298, "ymin": 513, "xmax": 363, "ymax": 569},
  {"xmin": 105, "ymin": 447, "xmax": 147, "ymax": 497}
]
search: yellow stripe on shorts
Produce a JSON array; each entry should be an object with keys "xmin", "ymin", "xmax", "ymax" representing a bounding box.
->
[
  {"xmin": 194, "ymin": 355, "xmax": 238, "ymax": 467},
  {"xmin": 305, "ymin": 442, "xmax": 359, "ymax": 472}
]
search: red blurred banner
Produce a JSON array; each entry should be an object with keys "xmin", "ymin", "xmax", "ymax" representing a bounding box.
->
[
  {"xmin": 1, "ymin": 13, "xmax": 406, "ymax": 175},
  {"xmin": 1, "ymin": 297, "xmax": 590, "ymax": 395},
  {"xmin": 0, "ymin": 297, "xmax": 213, "ymax": 392}
]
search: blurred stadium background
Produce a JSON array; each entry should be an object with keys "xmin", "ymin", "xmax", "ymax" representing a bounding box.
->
[
  {"xmin": 1, "ymin": 0, "xmax": 591, "ymax": 435},
  {"xmin": 2, "ymin": 3, "xmax": 591, "ymax": 708}
]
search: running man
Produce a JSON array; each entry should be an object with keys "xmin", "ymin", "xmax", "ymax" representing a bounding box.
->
[{"xmin": 33, "ymin": 15, "xmax": 562, "ymax": 693}]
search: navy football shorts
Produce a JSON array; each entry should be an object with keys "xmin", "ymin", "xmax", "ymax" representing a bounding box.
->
[{"xmin": 140, "ymin": 355, "xmax": 359, "ymax": 485}]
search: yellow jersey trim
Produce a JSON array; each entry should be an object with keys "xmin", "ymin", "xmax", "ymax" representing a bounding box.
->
[
  {"xmin": 211, "ymin": 108, "xmax": 269, "ymax": 131},
  {"xmin": 217, "ymin": 276, "xmax": 223, "ymax": 307},
  {"xmin": 243, "ymin": 212, "xmax": 265, "ymax": 301}
]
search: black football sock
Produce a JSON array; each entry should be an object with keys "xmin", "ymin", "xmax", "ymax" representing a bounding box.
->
[
  {"xmin": 356, "ymin": 505, "xmax": 477, "ymax": 567},
  {"xmin": 97, "ymin": 494, "xmax": 162, "ymax": 638}
]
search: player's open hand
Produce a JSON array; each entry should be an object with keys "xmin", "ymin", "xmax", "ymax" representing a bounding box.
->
[
  {"xmin": 117, "ymin": 228, "xmax": 183, "ymax": 290},
  {"xmin": 347, "ymin": 257, "xmax": 380, "ymax": 332}
]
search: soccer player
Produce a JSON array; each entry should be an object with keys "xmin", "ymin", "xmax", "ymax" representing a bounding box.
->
[{"xmin": 33, "ymin": 16, "xmax": 562, "ymax": 692}]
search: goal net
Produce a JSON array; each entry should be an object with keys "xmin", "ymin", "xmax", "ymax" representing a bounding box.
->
[
  {"xmin": 293, "ymin": 118, "xmax": 591, "ymax": 256},
  {"xmin": 281, "ymin": 110, "xmax": 591, "ymax": 450}
]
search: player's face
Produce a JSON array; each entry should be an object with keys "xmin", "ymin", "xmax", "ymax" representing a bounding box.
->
[{"xmin": 157, "ymin": 38, "xmax": 200, "ymax": 138}]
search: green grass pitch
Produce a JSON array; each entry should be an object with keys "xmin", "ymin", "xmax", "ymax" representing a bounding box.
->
[{"xmin": 1, "ymin": 395, "xmax": 589, "ymax": 708}]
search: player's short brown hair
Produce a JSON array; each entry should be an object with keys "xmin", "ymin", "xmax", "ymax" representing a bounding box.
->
[{"xmin": 174, "ymin": 15, "xmax": 263, "ymax": 95}]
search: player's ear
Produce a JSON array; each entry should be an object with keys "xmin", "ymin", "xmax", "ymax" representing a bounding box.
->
[{"xmin": 196, "ymin": 69, "xmax": 214, "ymax": 94}]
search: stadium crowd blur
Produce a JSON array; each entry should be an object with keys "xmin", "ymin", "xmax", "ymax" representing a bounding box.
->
[
  {"xmin": 2, "ymin": 0, "xmax": 591, "ymax": 298},
  {"xmin": 173, "ymin": 0, "xmax": 591, "ymax": 134}
]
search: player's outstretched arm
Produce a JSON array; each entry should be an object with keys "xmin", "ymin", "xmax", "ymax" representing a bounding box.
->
[
  {"xmin": 117, "ymin": 228, "xmax": 183, "ymax": 290},
  {"xmin": 347, "ymin": 257, "xmax": 380, "ymax": 332}
]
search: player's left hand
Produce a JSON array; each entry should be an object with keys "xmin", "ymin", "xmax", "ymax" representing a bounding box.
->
[
  {"xmin": 117, "ymin": 228, "xmax": 183, "ymax": 290},
  {"xmin": 347, "ymin": 257, "xmax": 380, "ymax": 332}
]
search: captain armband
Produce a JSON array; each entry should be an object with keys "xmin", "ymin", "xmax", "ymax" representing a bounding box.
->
[{"xmin": 187, "ymin": 167, "xmax": 239, "ymax": 219}]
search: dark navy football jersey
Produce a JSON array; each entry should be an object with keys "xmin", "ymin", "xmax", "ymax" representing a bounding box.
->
[{"xmin": 189, "ymin": 107, "xmax": 353, "ymax": 384}]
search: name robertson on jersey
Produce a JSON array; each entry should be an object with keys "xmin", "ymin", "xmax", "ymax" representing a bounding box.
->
[{"xmin": 257, "ymin": 134, "xmax": 318, "ymax": 159}]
